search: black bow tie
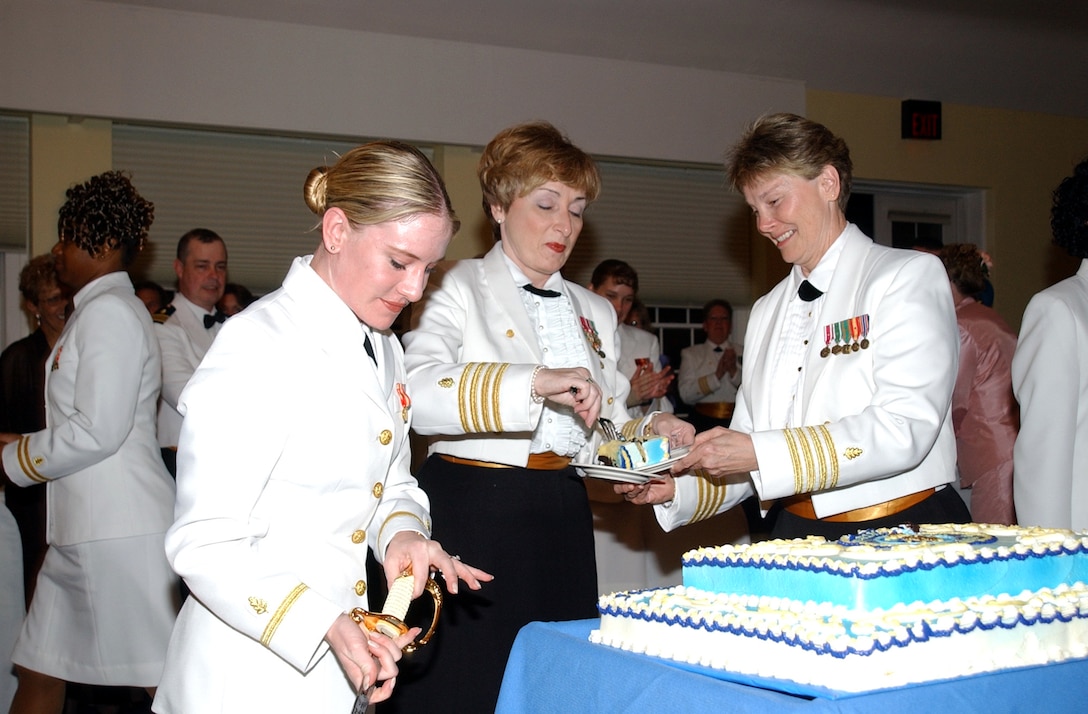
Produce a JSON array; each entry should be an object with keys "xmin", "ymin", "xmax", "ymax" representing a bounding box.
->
[
  {"xmin": 798, "ymin": 280, "xmax": 824, "ymax": 302},
  {"xmin": 523, "ymin": 283, "xmax": 562, "ymax": 298},
  {"xmin": 363, "ymin": 333, "xmax": 377, "ymax": 365},
  {"xmin": 713, "ymin": 346, "xmax": 723, "ymax": 352},
  {"xmin": 204, "ymin": 311, "xmax": 227, "ymax": 329}
]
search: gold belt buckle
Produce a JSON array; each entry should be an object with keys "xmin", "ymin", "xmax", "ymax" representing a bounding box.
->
[{"xmin": 349, "ymin": 572, "xmax": 444, "ymax": 655}]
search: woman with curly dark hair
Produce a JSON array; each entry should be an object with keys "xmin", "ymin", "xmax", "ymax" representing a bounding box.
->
[
  {"xmin": 939, "ymin": 244, "xmax": 1018, "ymax": 524},
  {"xmin": 0, "ymin": 171, "xmax": 179, "ymax": 713},
  {"xmin": 1012, "ymin": 157, "xmax": 1088, "ymax": 530}
]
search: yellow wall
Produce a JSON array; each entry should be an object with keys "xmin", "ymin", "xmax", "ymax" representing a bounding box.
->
[
  {"xmin": 431, "ymin": 144, "xmax": 491, "ymax": 260},
  {"xmin": 29, "ymin": 114, "xmax": 112, "ymax": 256},
  {"xmin": 807, "ymin": 90, "xmax": 1088, "ymax": 329}
]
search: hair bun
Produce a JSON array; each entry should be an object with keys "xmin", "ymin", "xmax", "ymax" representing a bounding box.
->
[{"xmin": 304, "ymin": 166, "xmax": 329, "ymax": 215}]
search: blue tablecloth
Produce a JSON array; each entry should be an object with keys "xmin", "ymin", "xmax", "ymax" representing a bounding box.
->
[{"xmin": 496, "ymin": 619, "xmax": 1088, "ymax": 713}]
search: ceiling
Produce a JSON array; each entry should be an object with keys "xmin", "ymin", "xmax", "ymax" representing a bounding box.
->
[{"xmin": 110, "ymin": 0, "xmax": 1088, "ymax": 118}]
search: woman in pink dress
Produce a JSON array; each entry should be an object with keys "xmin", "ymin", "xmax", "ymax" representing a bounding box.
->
[{"xmin": 939, "ymin": 244, "xmax": 1018, "ymax": 524}]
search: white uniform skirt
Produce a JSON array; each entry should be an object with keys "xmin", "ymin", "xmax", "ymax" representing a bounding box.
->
[
  {"xmin": 0, "ymin": 498, "xmax": 25, "ymax": 711},
  {"xmin": 12, "ymin": 532, "xmax": 179, "ymax": 686}
]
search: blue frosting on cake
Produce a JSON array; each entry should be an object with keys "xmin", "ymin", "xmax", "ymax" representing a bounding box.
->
[
  {"xmin": 595, "ymin": 582, "xmax": 1088, "ymax": 659},
  {"xmin": 681, "ymin": 524, "xmax": 1088, "ymax": 610}
]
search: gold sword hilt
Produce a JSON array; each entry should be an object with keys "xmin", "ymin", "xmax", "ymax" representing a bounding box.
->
[{"xmin": 349, "ymin": 568, "xmax": 443, "ymax": 654}]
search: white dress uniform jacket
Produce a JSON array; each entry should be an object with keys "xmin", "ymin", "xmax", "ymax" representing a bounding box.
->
[
  {"xmin": 1012, "ymin": 259, "xmax": 1088, "ymax": 530},
  {"xmin": 154, "ymin": 291, "xmax": 221, "ymax": 447},
  {"xmin": 617, "ymin": 323, "xmax": 673, "ymax": 416},
  {"xmin": 677, "ymin": 339, "xmax": 743, "ymax": 406},
  {"xmin": 154, "ymin": 256, "xmax": 432, "ymax": 713},
  {"xmin": 657, "ymin": 225, "xmax": 959, "ymax": 529},
  {"xmin": 403, "ymin": 243, "xmax": 652, "ymax": 462},
  {"xmin": 2, "ymin": 272, "xmax": 175, "ymax": 544}
]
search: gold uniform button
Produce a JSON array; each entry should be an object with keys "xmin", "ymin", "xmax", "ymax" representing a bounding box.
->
[
  {"xmin": 505, "ymin": 329, "xmax": 515, "ymax": 338},
  {"xmin": 607, "ymin": 397, "xmax": 614, "ymax": 405},
  {"xmin": 379, "ymin": 430, "xmax": 392, "ymax": 445},
  {"xmin": 354, "ymin": 580, "xmax": 367, "ymax": 596},
  {"xmin": 351, "ymin": 530, "xmax": 366, "ymax": 544},
  {"xmin": 372, "ymin": 483, "xmax": 383, "ymax": 498}
]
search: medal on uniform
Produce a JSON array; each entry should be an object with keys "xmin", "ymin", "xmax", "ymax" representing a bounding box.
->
[
  {"xmin": 395, "ymin": 382, "xmax": 411, "ymax": 423},
  {"xmin": 831, "ymin": 321, "xmax": 843, "ymax": 355},
  {"xmin": 579, "ymin": 317, "xmax": 606, "ymax": 358},
  {"xmin": 820, "ymin": 324, "xmax": 832, "ymax": 359},
  {"xmin": 860, "ymin": 314, "xmax": 871, "ymax": 349},
  {"xmin": 849, "ymin": 316, "xmax": 861, "ymax": 352}
]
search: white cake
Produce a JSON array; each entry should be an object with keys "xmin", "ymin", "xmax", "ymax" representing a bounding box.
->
[
  {"xmin": 597, "ymin": 436, "xmax": 670, "ymax": 470},
  {"xmin": 591, "ymin": 523, "xmax": 1088, "ymax": 692}
]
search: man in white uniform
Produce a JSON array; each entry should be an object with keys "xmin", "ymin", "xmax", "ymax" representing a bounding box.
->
[
  {"xmin": 588, "ymin": 259, "xmax": 674, "ymax": 416},
  {"xmin": 678, "ymin": 299, "xmax": 742, "ymax": 432},
  {"xmin": 154, "ymin": 228, "xmax": 228, "ymax": 475}
]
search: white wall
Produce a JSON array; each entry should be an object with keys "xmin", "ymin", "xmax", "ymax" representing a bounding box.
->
[{"xmin": 0, "ymin": 0, "xmax": 804, "ymax": 163}]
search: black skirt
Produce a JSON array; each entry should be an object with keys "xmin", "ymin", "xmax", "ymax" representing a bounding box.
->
[{"xmin": 379, "ymin": 453, "xmax": 599, "ymax": 714}]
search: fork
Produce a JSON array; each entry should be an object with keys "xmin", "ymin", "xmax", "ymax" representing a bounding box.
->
[{"xmin": 598, "ymin": 417, "xmax": 623, "ymax": 442}]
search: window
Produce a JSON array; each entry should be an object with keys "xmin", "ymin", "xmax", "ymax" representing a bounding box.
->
[{"xmin": 113, "ymin": 124, "xmax": 375, "ymax": 294}]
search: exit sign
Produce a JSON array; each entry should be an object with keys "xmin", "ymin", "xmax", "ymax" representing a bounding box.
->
[{"xmin": 902, "ymin": 100, "xmax": 942, "ymax": 140}]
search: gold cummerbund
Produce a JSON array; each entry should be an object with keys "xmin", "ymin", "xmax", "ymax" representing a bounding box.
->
[
  {"xmin": 694, "ymin": 401, "xmax": 735, "ymax": 421},
  {"xmin": 437, "ymin": 451, "xmax": 571, "ymax": 471}
]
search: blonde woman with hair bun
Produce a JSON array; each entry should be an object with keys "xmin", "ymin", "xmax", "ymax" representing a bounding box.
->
[{"xmin": 154, "ymin": 141, "xmax": 490, "ymax": 713}]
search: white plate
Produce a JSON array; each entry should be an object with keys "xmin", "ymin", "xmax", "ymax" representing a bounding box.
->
[
  {"xmin": 573, "ymin": 446, "xmax": 690, "ymax": 483},
  {"xmin": 574, "ymin": 463, "xmax": 655, "ymax": 484}
]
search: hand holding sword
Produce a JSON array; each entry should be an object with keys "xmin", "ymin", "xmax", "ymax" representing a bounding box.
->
[{"xmin": 327, "ymin": 532, "xmax": 493, "ymax": 709}]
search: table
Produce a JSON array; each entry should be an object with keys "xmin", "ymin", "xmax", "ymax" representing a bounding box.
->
[{"xmin": 496, "ymin": 619, "xmax": 1088, "ymax": 713}]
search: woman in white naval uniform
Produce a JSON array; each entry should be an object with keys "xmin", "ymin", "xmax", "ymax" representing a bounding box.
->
[
  {"xmin": 394, "ymin": 122, "xmax": 694, "ymax": 714},
  {"xmin": 621, "ymin": 113, "xmax": 970, "ymax": 540},
  {"xmin": 0, "ymin": 171, "xmax": 178, "ymax": 713},
  {"xmin": 153, "ymin": 142, "xmax": 490, "ymax": 713},
  {"xmin": 1013, "ymin": 157, "xmax": 1088, "ymax": 530}
]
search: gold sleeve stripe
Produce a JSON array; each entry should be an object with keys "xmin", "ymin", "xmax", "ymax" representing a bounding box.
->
[
  {"xmin": 377, "ymin": 511, "xmax": 429, "ymax": 546},
  {"xmin": 17, "ymin": 436, "xmax": 47, "ymax": 483},
  {"xmin": 619, "ymin": 418, "xmax": 641, "ymax": 441},
  {"xmin": 782, "ymin": 426, "xmax": 839, "ymax": 495},
  {"xmin": 479, "ymin": 362, "xmax": 499, "ymax": 432},
  {"xmin": 457, "ymin": 363, "xmax": 473, "ymax": 433},
  {"xmin": 691, "ymin": 469, "xmax": 729, "ymax": 523},
  {"xmin": 457, "ymin": 362, "xmax": 511, "ymax": 434},
  {"xmin": 816, "ymin": 424, "xmax": 839, "ymax": 489},
  {"xmin": 260, "ymin": 583, "xmax": 309, "ymax": 648},
  {"xmin": 489, "ymin": 363, "xmax": 507, "ymax": 433},
  {"xmin": 783, "ymin": 429, "xmax": 803, "ymax": 495},
  {"xmin": 698, "ymin": 376, "xmax": 711, "ymax": 395},
  {"xmin": 468, "ymin": 362, "xmax": 484, "ymax": 431},
  {"xmin": 806, "ymin": 426, "xmax": 828, "ymax": 492},
  {"xmin": 795, "ymin": 428, "xmax": 817, "ymax": 493}
]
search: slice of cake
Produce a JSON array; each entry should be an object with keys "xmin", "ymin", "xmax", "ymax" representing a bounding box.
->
[
  {"xmin": 591, "ymin": 523, "xmax": 1088, "ymax": 693},
  {"xmin": 597, "ymin": 436, "xmax": 670, "ymax": 470}
]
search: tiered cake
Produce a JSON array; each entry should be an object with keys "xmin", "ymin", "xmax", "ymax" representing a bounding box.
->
[{"xmin": 591, "ymin": 523, "xmax": 1088, "ymax": 692}]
